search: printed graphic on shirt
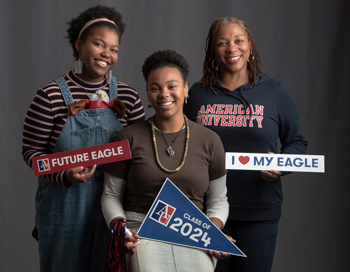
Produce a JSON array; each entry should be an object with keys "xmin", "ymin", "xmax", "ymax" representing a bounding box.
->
[{"xmin": 196, "ymin": 104, "xmax": 264, "ymax": 128}]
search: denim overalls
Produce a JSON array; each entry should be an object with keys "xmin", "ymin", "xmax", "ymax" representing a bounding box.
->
[{"xmin": 34, "ymin": 76, "xmax": 123, "ymax": 272}]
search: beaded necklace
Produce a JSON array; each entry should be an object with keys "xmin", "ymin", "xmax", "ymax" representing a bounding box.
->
[{"xmin": 150, "ymin": 115, "xmax": 190, "ymax": 173}]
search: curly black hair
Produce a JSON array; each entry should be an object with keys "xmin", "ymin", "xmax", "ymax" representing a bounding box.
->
[
  {"xmin": 142, "ymin": 50, "xmax": 190, "ymax": 84},
  {"xmin": 66, "ymin": 5, "xmax": 126, "ymax": 60}
]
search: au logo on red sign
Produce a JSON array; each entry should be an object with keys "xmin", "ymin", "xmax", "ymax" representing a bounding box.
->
[
  {"xmin": 149, "ymin": 200, "xmax": 176, "ymax": 226},
  {"xmin": 37, "ymin": 158, "xmax": 50, "ymax": 172}
]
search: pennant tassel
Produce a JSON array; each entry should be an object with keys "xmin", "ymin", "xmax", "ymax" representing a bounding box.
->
[{"xmin": 105, "ymin": 219, "xmax": 127, "ymax": 272}]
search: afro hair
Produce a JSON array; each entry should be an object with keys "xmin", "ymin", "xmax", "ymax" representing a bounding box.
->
[
  {"xmin": 66, "ymin": 5, "xmax": 125, "ymax": 60},
  {"xmin": 142, "ymin": 50, "xmax": 190, "ymax": 83}
]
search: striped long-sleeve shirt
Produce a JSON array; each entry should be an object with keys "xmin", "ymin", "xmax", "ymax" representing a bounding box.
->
[{"xmin": 22, "ymin": 70, "xmax": 145, "ymax": 186}]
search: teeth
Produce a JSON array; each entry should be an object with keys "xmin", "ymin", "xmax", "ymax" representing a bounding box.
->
[
  {"xmin": 97, "ymin": 60, "xmax": 107, "ymax": 66},
  {"xmin": 160, "ymin": 102, "xmax": 173, "ymax": 106},
  {"xmin": 228, "ymin": 56, "xmax": 240, "ymax": 61}
]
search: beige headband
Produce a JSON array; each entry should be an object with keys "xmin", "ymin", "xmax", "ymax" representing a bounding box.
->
[{"xmin": 77, "ymin": 18, "xmax": 117, "ymax": 39}]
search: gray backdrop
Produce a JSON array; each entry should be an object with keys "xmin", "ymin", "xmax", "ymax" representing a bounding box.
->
[{"xmin": 1, "ymin": 0, "xmax": 349, "ymax": 271}]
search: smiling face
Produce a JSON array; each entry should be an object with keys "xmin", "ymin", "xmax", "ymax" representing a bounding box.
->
[
  {"xmin": 75, "ymin": 26, "xmax": 119, "ymax": 82},
  {"xmin": 147, "ymin": 67, "xmax": 188, "ymax": 122},
  {"xmin": 215, "ymin": 23, "xmax": 251, "ymax": 76}
]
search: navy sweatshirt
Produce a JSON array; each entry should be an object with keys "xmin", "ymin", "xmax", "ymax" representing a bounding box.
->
[{"xmin": 184, "ymin": 74, "xmax": 308, "ymax": 221}]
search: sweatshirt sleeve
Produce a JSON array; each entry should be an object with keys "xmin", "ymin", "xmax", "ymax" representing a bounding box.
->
[
  {"xmin": 277, "ymin": 82, "xmax": 308, "ymax": 155},
  {"xmin": 208, "ymin": 132, "xmax": 228, "ymax": 181},
  {"xmin": 184, "ymin": 83, "xmax": 201, "ymax": 122}
]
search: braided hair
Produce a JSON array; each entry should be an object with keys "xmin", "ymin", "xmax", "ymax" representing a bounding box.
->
[
  {"xmin": 200, "ymin": 17, "xmax": 263, "ymax": 93},
  {"xmin": 66, "ymin": 5, "xmax": 126, "ymax": 60}
]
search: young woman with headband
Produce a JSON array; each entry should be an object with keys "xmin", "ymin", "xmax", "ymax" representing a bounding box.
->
[{"xmin": 22, "ymin": 5, "xmax": 145, "ymax": 271}]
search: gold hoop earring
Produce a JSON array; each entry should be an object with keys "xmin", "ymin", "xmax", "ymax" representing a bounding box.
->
[
  {"xmin": 211, "ymin": 60, "xmax": 219, "ymax": 71},
  {"xmin": 247, "ymin": 55, "xmax": 254, "ymax": 63}
]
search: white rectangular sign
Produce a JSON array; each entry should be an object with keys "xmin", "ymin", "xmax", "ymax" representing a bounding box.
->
[{"xmin": 225, "ymin": 153, "xmax": 325, "ymax": 173}]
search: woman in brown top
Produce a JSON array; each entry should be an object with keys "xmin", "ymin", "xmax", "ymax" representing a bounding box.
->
[{"xmin": 102, "ymin": 50, "xmax": 232, "ymax": 271}]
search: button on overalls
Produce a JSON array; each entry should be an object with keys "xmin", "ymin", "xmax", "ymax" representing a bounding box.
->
[{"xmin": 34, "ymin": 76, "xmax": 123, "ymax": 272}]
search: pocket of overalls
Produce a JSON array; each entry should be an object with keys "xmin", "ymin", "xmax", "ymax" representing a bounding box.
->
[
  {"xmin": 35, "ymin": 176, "xmax": 53, "ymax": 213},
  {"xmin": 72, "ymin": 124, "xmax": 118, "ymax": 150},
  {"xmin": 99, "ymin": 124, "xmax": 120, "ymax": 143}
]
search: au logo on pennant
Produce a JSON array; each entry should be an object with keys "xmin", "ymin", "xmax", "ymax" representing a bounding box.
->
[
  {"xmin": 138, "ymin": 178, "xmax": 246, "ymax": 257},
  {"xmin": 149, "ymin": 200, "xmax": 176, "ymax": 226}
]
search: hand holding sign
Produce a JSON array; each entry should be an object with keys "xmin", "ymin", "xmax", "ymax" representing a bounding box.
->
[
  {"xmin": 208, "ymin": 234, "xmax": 236, "ymax": 260},
  {"xmin": 65, "ymin": 165, "xmax": 96, "ymax": 184},
  {"xmin": 261, "ymin": 169, "xmax": 281, "ymax": 181},
  {"xmin": 260, "ymin": 152, "xmax": 282, "ymax": 181}
]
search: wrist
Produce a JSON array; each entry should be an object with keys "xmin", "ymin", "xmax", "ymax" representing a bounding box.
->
[{"xmin": 110, "ymin": 217, "xmax": 125, "ymax": 229}]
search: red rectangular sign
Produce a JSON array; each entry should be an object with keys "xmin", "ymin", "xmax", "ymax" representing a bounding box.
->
[{"xmin": 32, "ymin": 140, "xmax": 131, "ymax": 176}]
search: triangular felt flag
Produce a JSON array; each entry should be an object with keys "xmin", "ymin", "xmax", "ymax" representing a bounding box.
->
[{"xmin": 138, "ymin": 178, "xmax": 246, "ymax": 257}]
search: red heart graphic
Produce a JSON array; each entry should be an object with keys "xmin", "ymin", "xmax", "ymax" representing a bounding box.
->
[{"xmin": 239, "ymin": 156, "xmax": 250, "ymax": 165}]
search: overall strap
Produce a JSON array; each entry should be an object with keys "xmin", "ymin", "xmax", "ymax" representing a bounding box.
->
[
  {"xmin": 54, "ymin": 76, "xmax": 74, "ymax": 106},
  {"xmin": 109, "ymin": 77, "xmax": 118, "ymax": 100}
]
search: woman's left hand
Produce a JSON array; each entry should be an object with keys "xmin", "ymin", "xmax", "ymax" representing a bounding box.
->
[
  {"xmin": 208, "ymin": 235, "xmax": 236, "ymax": 260},
  {"xmin": 261, "ymin": 169, "xmax": 282, "ymax": 181},
  {"xmin": 261, "ymin": 152, "xmax": 281, "ymax": 181}
]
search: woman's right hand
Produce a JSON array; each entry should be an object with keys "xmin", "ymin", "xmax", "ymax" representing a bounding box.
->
[
  {"xmin": 65, "ymin": 165, "xmax": 96, "ymax": 184},
  {"xmin": 208, "ymin": 234, "xmax": 236, "ymax": 259},
  {"xmin": 125, "ymin": 229, "xmax": 140, "ymax": 254}
]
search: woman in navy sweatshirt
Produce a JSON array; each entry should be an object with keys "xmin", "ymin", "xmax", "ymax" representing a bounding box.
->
[{"xmin": 184, "ymin": 17, "xmax": 308, "ymax": 272}]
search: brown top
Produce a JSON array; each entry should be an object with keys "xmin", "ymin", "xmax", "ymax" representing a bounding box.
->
[{"xmin": 105, "ymin": 119, "xmax": 227, "ymax": 214}]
